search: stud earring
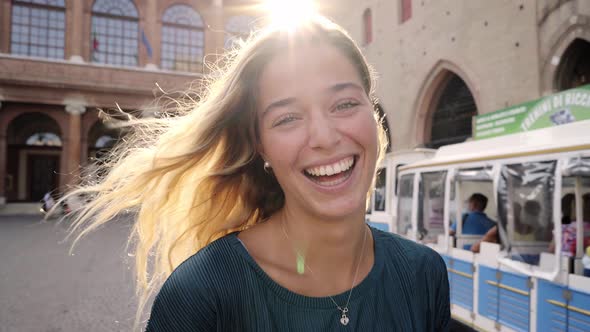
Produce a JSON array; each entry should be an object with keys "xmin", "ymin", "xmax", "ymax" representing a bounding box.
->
[{"xmin": 263, "ymin": 161, "xmax": 271, "ymax": 173}]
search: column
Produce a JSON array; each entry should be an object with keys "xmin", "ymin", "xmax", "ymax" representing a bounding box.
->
[
  {"xmin": 0, "ymin": 0, "xmax": 13, "ymax": 53},
  {"xmin": 142, "ymin": 0, "xmax": 159, "ymax": 69},
  {"xmin": 205, "ymin": 0, "xmax": 225, "ymax": 71},
  {"xmin": 66, "ymin": 0, "xmax": 85, "ymax": 62},
  {"xmin": 214, "ymin": 0, "xmax": 225, "ymax": 49},
  {"xmin": 0, "ymin": 100, "xmax": 6, "ymax": 205},
  {"xmin": 67, "ymin": 0, "xmax": 85, "ymax": 62},
  {"xmin": 61, "ymin": 103, "xmax": 86, "ymax": 189}
]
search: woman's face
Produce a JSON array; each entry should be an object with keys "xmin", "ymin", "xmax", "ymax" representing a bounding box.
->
[{"xmin": 256, "ymin": 42, "xmax": 379, "ymax": 220}]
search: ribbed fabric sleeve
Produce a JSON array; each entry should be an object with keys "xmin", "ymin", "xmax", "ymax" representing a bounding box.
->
[{"xmin": 145, "ymin": 227, "xmax": 450, "ymax": 331}]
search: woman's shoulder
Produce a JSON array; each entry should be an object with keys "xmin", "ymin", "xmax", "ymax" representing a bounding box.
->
[
  {"xmin": 373, "ymin": 227, "xmax": 446, "ymax": 273},
  {"xmin": 147, "ymin": 235, "xmax": 242, "ymax": 331},
  {"xmin": 159, "ymin": 233, "xmax": 244, "ymax": 294}
]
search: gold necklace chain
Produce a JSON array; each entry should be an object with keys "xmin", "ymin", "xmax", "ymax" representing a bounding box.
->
[{"xmin": 280, "ymin": 218, "xmax": 369, "ymax": 326}]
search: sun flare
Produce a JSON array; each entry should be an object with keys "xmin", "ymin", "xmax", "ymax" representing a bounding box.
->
[{"xmin": 263, "ymin": 0, "xmax": 318, "ymax": 30}]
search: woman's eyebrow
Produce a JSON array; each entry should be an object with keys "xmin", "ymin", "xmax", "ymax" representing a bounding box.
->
[
  {"xmin": 328, "ymin": 82, "xmax": 364, "ymax": 93},
  {"xmin": 261, "ymin": 82, "xmax": 363, "ymax": 118},
  {"xmin": 262, "ymin": 97, "xmax": 297, "ymax": 118}
]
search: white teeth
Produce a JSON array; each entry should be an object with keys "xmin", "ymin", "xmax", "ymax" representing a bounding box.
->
[
  {"xmin": 305, "ymin": 156, "xmax": 354, "ymax": 177},
  {"xmin": 327, "ymin": 165, "xmax": 335, "ymax": 175}
]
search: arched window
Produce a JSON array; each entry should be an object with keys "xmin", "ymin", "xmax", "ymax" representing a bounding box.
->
[
  {"xmin": 26, "ymin": 132, "xmax": 62, "ymax": 146},
  {"xmin": 428, "ymin": 75, "xmax": 477, "ymax": 148},
  {"xmin": 161, "ymin": 4, "xmax": 204, "ymax": 72},
  {"xmin": 362, "ymin": 9, "xmax": 372, "ymax": 45},
  {"xmin": 95, "ymin": 135, "xmax": 115, "ymax": 148},
  {"xmin": 225, "ymin": 15, "xmax": 256, "ymax": 49},
  {"xmin": 554, "ymin": 38, "xmax": 590, "ymax": 91},
  {"xmin": 10, "ymin": 0, "xmax": 66, "ymax": 59},
  {"xmin": 87, "ymin": 120, "xmax": 121, "ymax": 162},
  {"xmin": 400, "ymin": 0, "xmax": 412, "ymax": 23},
  {"xmin": 91, "ymin": 0, "xmax": 139, "ymax": 66}
]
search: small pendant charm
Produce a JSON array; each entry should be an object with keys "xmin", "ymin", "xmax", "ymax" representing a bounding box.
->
[{"xmin": 340, "ymin": 314, "xmax": 350, "ymax": 326}]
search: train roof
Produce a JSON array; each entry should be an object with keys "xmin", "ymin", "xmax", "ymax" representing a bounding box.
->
[{"xmin": 399, "ymin": 120, "xmax": 590, "ymax": 171}]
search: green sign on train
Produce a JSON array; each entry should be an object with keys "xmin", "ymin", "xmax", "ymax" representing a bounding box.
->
[{"xmin": 474, "ymin": 84, "xmax": 590, "ymax": 139}]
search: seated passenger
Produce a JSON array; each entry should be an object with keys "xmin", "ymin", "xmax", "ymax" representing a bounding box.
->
[
  {"xmin": 471, "ymin": 226, "xmax": 498, "ymax": 253},
  {"xmin": 450, "ymin": 193, "xmax": 496, "ymax": 236},
  {"xmin": 473, "ymin": 200, "xmax": 546, "ymax": 253},
  {"xmin": 549, "ymin": 193, "xmax": 590, "ymax": 256},
  {"xmin": 513, "ymin": 201, "xmax": 538, "ymax": 241}
]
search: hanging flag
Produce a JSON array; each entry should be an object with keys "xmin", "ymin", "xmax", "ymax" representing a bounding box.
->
[
  {"xmin": 141, "ymin": 29, "xmax": 153, "ymax": 59},
  {"xmin": 92, "ymin": 31, "xmax": 99, "ymax": 61}
]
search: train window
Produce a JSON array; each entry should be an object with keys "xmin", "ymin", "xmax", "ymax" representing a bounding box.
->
[
  {"xmin": 454, "ymin": 167, "xmax": 493, "ymax": 181},
  {"xmin": 563, "ymin": 156, "xmax": 590, "ymax": 177},
  {"xmin": 558, "ymin": 175, "xmax": 590, "ymax": 259},
  {"xmin": 394, "ymin": 163, "xmax": 406, "ymax": 195},
  {"xmin": 396, "ymin": 174, "xmax": 414, "ymax": 236},
  {"xmin": 498, "ymin": 160, "xmax": 556, "ymax": 266},
  {"xmin": 448, "ymin": 180, "xmax": 456, "ymax": 235},
  {"xmin": 452, "ymin": 172, "xmax": 496, "ymax": 250},
  {"xmin": 374, "ymin": 168, "xmax": 386, "ymax": 212},
  {"xmin": 418, "ymin": 171, "xmax": 447, "ymax": 243}
]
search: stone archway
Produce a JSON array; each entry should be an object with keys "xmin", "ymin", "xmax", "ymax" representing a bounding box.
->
[
  {"xmin": 6, "ymin": 112, "xmax": 63, "ymax": 202},
  {"xmin": 554, "ymin": 38, "xmax": 590, "ymax": 91},
  {"xmin": 541, "ymin": 16, "xmax": 590, "ymax": 94},
  {"xmin": 413, "ymin": 60, "xmax": 480, "ymax": 149},
  {"xmin": 87, "ymin": 120, "xmax": 120, "ymax": 162}
]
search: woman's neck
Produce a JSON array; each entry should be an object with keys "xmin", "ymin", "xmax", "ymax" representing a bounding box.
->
[{"xmin": 276, "ymin": 204, "xmax": 371, "ymax": 282}]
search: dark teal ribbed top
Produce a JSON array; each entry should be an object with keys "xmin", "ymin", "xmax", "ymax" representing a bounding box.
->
[{"xmin": 146, "ymin": 227, "xmax": 450, "ymax": 331}]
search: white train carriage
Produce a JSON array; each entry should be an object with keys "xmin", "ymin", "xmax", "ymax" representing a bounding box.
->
[
  {"xmin": 396, "ymin": 120, "xmax": 590, "ymax": 332},
  {"xmin": 365, "ymin": 148, "xmax": 435, "ymax": 232}
]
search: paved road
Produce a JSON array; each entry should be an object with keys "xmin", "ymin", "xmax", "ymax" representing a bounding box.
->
[
  {"xmin": 0, "ymin": 215, "xmax": 142, "ymax": 332},
  {"xmin": 0, "ymin": 215, "xmax": 474, "ymax": 332}
]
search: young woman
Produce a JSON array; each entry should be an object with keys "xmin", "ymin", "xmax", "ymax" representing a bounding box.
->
[{"xmin": 65, "ymin": 16, "xmax": 449, "ymax": 331}]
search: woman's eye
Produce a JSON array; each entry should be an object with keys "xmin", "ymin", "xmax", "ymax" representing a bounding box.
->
[
  {"xmin": 272, "ymin": 114, "xmax": 299, "ymax": 127},
  {"xmin": 336, "ymin": 100, "xmax": 360, "ymax": 111}
]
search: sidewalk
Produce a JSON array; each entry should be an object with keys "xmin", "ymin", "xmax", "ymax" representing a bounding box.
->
[
  {"xmin": 0, "ymin": 215, "xmax": 142, "ymax": 332},
  {"xmin": 0, "ymin": 203, "xmax": 43, "ymax": 216}
]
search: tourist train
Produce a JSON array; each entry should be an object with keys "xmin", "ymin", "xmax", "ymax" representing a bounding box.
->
[{"xmin": 366, "ymin": 85, "xmax": 590, "ymax": 331}]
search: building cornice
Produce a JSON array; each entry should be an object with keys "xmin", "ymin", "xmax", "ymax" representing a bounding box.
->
[
  {"xmin": 0, "ymin": 54, "xmax": 204, "ymax": 109},
  {"xmin": 65, "ymin": 103, "xmax": 87, "ymax": 116}
]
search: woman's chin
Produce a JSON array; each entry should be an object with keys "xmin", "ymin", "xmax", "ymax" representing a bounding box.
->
[{"xmin": 308, "ymin": 198, "xmax": 366, "ymax": 221}]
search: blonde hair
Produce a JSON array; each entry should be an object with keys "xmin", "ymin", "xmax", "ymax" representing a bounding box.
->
[{"xmin": 62, "ymin": 16, "xmax": 389, "ymax": 327}]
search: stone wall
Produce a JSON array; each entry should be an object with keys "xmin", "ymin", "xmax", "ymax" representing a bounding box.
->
[{"xmin": 321, "ymin": 0, "xmax": 589, "ymax": 150}]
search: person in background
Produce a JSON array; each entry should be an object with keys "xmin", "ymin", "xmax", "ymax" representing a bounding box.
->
[
  {"xmin": 472, "ymin": 200, "xmax": 540, "ymax": 253},
  {"xmin": 549, "ymin": 193, "xmax": 590, "ymax": 257},
  {"xmin": 470, "ymin": 226, "xmax": 498, "ymax": 253},
  {"xmin": 450, "ymin": 193, "xmax": 496, "ymax": 236},
  {"xmin": 513, "ymin": 201, "xmax": 538, "ymax": 241},
  {"xmin": 41, "ymin": 192, "xmax": 55, "ymax": 213}
]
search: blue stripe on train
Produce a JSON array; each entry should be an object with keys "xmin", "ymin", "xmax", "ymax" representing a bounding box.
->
[
  {"xmin": 538, "ymin": 279, "xmax": 590, "ymax": 331},
  {"xmin": 443, "ymin": 256, "xmax": 474, "ymax": 311},
  {"xmin": 479, "ymin": 266, "xmax": 530, "ymax": 332}
]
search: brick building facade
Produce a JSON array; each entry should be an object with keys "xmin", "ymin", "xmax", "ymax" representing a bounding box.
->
[
  {"xmin": 322, "ymin": 0, "xmax": 590, "ymax": 150},
  {"xmin": 2, "ymin": 0, "xmax": 589, "ymax": 205},
  {"xmin": 0, "ymin": 0, "xmax": 260, "ymax": 204}
]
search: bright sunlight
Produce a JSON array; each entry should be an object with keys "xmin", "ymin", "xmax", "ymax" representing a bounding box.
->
[{"xmin": 263, "ymin": 0, "xmax": 318, "ymax": 30}]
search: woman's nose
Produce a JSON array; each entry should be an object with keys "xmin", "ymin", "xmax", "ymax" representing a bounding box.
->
[{"xmin": 307, "ymin": 111, "xmax": 341, "ymax": 149}]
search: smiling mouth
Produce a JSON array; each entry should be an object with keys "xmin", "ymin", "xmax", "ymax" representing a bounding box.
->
[{"xmin": 303, "ymin": 156, "xmax": 358, "ymax": 187}]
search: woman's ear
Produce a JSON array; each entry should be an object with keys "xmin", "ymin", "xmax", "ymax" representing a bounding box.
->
[{"xmin": 257, "ymin": 143, "xmax": 267, "ymax": 161}]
